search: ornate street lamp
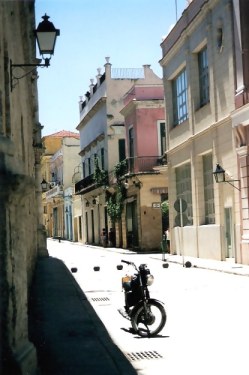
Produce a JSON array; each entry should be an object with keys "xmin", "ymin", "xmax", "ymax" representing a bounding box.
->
[
  {"xmin": 41, "ymin": 178, "xmax": 48, "ymax": 191},
  {"xmin": 10, "ymin": 14, "xmax": 60, "ymax": 91},
  {"xmin": 213, "ymin": 163, "xmax": 240, "ymax": 190},
  {"xmin": 213, "ymin": 163, "xmax": 226, "ymax": 183}
]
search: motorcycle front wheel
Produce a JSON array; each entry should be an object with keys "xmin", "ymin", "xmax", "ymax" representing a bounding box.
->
[{"xmin": 131, "ymin": 301, "xmax": 166, "ymax": 337}]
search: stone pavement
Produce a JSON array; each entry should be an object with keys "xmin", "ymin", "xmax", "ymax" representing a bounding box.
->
[
  {"xmin": 29, "ymin": 242, "xmax": 249, "ymax": 375},
  {"xmin": 29, "ymin": 256, "xmax": 137, "ymax": 375}
]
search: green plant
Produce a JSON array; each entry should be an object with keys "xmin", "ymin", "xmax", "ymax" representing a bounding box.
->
[
  {"xmin": 93, "ymin": 157, "xmax": 108, "ymax": 187},
  {"xmin": 106, "ymin": 181, "xmax": 127, "ymax": 223},
  {"xmin": 114, "ymin": 159, "xmax": 127, "ymax": 181},
  {"xmin": 161, "ymin": 200, "xmax": 169, "ymax": 218}
]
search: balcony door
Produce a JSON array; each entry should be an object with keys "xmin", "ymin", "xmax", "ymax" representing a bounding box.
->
[{"xmin": 128, "ymin": 127, "xmax": 135, "ymax": 172}]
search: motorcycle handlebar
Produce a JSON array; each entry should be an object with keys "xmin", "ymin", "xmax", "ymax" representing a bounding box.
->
[
  {"xmin": 121, "ymin": 259, "xmax": 131, "ymax": 265},
  {"xmin": 121, "ymin": 259, "xmax": 136, "ymax": 267}
]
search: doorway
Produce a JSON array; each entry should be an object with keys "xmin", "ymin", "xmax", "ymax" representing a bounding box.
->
[
  {"xmin": 53, "ymin": 207, "xmax": 58, "ymax": 237},
  {"xmin": 126, "ymin": 200, "xmax": 138, "ymax": 249},
  {"xmin": 224, "ymin": 207, "xmax": 235, "ymax": 258}
]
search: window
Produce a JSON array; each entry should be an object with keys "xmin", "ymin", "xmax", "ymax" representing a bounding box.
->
[
  {"xmin": 198, "ymin": 47, "xmax": 209, "ymax": 106},
  {"xmin": 82, "ymin": 161, "xmax": 85, "ymax": 178},
  {"xmin": 100, "ymin": 148, "xmax": 105, "ymax": 169},
  {"xmin": 203, "ymin": 154, "xmax": 215, "ymax": 224},
  {"xmin": 172, "ymin": 69, "xmax": 188, "ymax": 126},
  {"xmin": 87, "ymin": 157, "xmax": 91, "ymax": 175},
  {"xmin": 158, "ymin": 122, "xmax": 166, "ymax": 156},
  {"xmin": 118, "ymin": 139, "xmax": 126, "ymax": 162},
  {"xmin": 175, "ymin": 163, "xmax": 193, "ymax": 225}
]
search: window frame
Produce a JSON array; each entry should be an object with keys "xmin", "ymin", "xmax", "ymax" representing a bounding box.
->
[
  {"xmin": 203, "ymin": 153, "xmax": 215, "ymax": 224},
  {"xmin": 172, "ymin": 68, "xmax": 188, "ymax": 126},
  {"xmin": 175, "ymin": 163, "xmax": 193, "ymax": 225},
  {"xmin": 198, "ymin": 46, "xmax": 209, "ymax": 107}
]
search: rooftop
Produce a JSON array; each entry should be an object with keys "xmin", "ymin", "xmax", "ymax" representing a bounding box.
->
[{"xmin": 44, "ymin": 130, "xmax": 80, "ymax": 139}]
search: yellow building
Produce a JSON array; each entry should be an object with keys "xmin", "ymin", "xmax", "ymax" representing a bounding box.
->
[{"xmin": 41, "ymin": 131, "xmax": 80, "ymax": 239}]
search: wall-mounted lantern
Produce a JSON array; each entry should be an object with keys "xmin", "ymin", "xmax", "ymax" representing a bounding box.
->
[
  {"xmin": 41, "ymin": 178, "xmax": 49, "ymax": 191},
  {"xmin": 10, "ymin": 14, "xmax": 60, "ymax": 91},
  {"xmin": 213, "ymin": 163, "xmax": 240, "ymax": 191}
]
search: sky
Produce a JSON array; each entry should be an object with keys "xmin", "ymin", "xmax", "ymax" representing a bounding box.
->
[{"xmin": 35, "ymin": 0, "xmax": 188, "ymax": 136}]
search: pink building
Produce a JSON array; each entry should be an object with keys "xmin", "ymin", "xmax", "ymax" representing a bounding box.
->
[
  {"xmin": 121, "ymin": 80, "xmax": 166, "ymax": 174},
  {"xmin": 120, "ymin": 71, "xmax": 168, "ymax": 251}
]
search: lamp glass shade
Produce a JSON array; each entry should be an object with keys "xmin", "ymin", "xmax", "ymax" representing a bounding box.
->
[
  {"xmin": 35, "ymin": 14, "xmax": 60, "ymax": 55},
  {"xmin": 213, "ymin": 164, "xmax": 226, "ymax": 183},
  {"xmin": 41, "ymin": 179, "xmax": 48, "ymax": 190}
]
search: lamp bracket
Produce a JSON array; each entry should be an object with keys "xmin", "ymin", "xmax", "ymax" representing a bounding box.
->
[
  {"xmin": 226, "ymin": 180, "xmax": 240, "ymax": 191},
  {"xmin": 10, "ymin": 58, "xmax": 50, "ymax": 91}
]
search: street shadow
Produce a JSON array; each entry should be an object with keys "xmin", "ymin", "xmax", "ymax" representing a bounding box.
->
[
  {"xmin": 29, "ymin": 256, "xmax": 137, "ymax": 375},
  {"xmin": 121, "ymin": 327, "xmax": 169, "ymax": 339}
]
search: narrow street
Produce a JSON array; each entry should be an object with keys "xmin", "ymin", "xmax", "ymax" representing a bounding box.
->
[{"xmin": 48, "ymin": 239, "xmax": 249, "ymax": 375}]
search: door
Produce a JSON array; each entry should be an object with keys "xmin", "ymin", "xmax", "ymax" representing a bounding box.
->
[
  {"xmin": 126, "ymin": 200, "xmax": 138, "ymax": 249},
  {"xmin": 224, "ymin": 207, "xmax": 234, "ymax": 258},
  {"xmin": 91, "ymin": 209, "xmax": 95, "ymax": 244},
  {"xmin": 85, "ymin": 212, "xmax": 88, "ymax": 243},
  {"xmin": 53, "ymin": 207, "xmax": 58, "ymax": 237}
]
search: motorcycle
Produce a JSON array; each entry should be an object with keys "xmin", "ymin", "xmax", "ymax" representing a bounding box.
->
[{"xmin": 118, "ymin": 259, "xmax": 167, "ymax": 337}]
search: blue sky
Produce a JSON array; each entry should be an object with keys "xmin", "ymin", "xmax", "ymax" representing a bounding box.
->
[{"xmin": 35, "ymin": 0, "xmax": 188, "ymax": 136}]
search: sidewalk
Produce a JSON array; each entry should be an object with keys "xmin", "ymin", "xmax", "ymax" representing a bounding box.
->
[
  {"xmin": 84, "ymin": 242, "xmax": 249, "ymax": 277},
  {"xmin": 151, "ymin": 253, "xmax": 249, "ymax": 277},
  {"xmin": 29, "ymin": 256, "xmax": 137, "ymax": 375}
]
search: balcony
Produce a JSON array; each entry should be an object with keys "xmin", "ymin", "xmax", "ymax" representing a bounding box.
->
[
  {"xmin": 110, "ymin": 156, "xmax": 166, "ymax": 184},
  {"xmin": 75, "ymin": 170, "xmax": 109, "ymax": 195},
  {"xmin": 75, "ymin": 174, "xmax": 95, "ymax": 195},
  {"xmin": 45, "ymin": 184, "xmax": 63, "ymax": 201},
  {"xmin": 127, "ymin": 155, "xmax": 167, "ymax": 173}
]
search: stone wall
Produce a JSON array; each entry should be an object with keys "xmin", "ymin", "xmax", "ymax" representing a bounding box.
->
[{"xmin": 0, "ymin": 1, "xmax": 46, "ymax": 373}]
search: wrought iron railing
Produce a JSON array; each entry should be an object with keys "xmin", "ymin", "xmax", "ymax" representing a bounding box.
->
[
  {"xmin": 75, "ymin": 170, "xmax": 109, "ymax": 195},
  {"xmin": 126, "ymin": 155, "xmax": 167, "ymax": 174},
  {"xmin": 75, "ymin": 174, "xmax": 94, "ymax": 194}
]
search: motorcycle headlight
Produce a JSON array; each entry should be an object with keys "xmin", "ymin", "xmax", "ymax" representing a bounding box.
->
[
  {"xmin": 122, "ymin": 276, "xmax": 132, "ymax": 291},
  {"xmin": 146, "ymin": 274, "xmax": 154, "ymax": 286}
]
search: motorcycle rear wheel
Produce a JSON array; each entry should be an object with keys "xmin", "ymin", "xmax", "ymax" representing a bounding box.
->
[{"xmin": 131, "ymin": 301, "xmax": 166, "ymax": 337}]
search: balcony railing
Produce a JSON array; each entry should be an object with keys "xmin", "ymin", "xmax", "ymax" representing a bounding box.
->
[
  {"xmin": 75, "ymin": 174, "xmax": 94, "ymax": 195},
  {"xmin": 126, "ymin": 155, "xmax": 167, "ymax": 174},
  {"xmin": 75, "ymin": 170, "xmax": 109, "ymax": 195},
  {"xmin": 75, "ymin": 156, "xmax": 167, "ymax": 193},
  {"xmin": 112, "ymin": 155, "xmax": 167, "ymax": 182},
  {"xmin": 45, "ymin": 185, "xmax": 63, "ymax": 200}
]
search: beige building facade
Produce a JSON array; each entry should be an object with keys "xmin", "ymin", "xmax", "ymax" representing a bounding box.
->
[
  {"xmin": 75, "ymin": 59, "xmax": 168, "ymax": 250},
  {"xmin": 161, "ymin": 0, "xmax": 240, "ymax": 261},
  {"xmin": 75, "ymin": 58, "xmax": 149, "ymax": 247}
]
